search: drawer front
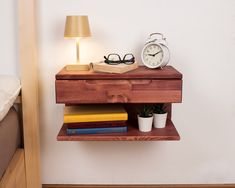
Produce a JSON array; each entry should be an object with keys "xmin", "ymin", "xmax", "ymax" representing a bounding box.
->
[{"xmin": 56, "ymin": 79, "xmax": 182, "ymax": 104}]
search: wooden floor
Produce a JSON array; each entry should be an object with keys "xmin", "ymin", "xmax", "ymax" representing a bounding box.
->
[
  {"xmin": 0, "ymin": 149, "xmax": 26, "ymax": 188},
  {"xmin": 42, "ymin": 184, "xmax": 235, "ymax": 188}
]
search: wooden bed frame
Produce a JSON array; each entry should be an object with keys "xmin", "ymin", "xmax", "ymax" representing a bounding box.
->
[{"xmin": 0, "ymin": 0, "xmax": 41, "ymax": 188}]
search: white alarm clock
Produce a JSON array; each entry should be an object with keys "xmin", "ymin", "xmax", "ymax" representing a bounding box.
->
[{"xmin": 141, "ymin": 33, "xmax": 170, "ymax": 69}]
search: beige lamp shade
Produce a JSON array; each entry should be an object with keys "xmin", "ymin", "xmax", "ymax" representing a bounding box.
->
[{"xmin": 64, "ymin": 16, "xmax": 91, "ymax": 38}]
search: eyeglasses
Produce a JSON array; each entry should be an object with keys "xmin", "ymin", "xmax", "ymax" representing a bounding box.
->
[{"xmin": 104, "ymin": 53, "xmax": 135, "ymax": 65}]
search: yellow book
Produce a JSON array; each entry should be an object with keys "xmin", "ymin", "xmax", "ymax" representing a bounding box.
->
[{"xmin": 64, "ymin": 104, "xmax": 128, "ymax": 123}]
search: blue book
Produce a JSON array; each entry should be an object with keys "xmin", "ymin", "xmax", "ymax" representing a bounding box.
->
[{"xmin": 67, "ymin": 126, "xmax": 127, "ymax": 135}]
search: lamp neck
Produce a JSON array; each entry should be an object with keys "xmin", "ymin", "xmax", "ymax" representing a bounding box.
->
[{"xmin": 76, "ymin": 38, "xmax": 80, "ymax": 64}]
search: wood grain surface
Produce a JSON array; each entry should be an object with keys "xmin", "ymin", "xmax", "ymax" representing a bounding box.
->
[
  {"xmin": 57, "ymin": 119, "xmax": 180, "ymax": 141},
  {"xmin": 55, "ymin": 66, "xmax": 182, "ymax": 141},
  {"xmin": 56, "ymin": 79, "xmax": 182, "ymax": 104},
  {"xmin": 0, "ymin": 149, "xmax": 26, "ymax": 188},
  {"xmin": 43, "ymin": 184, "xmax": 235, "ymax": 188},
  {"xmin": 19, "ymin": 0, "xmax": 41, "ymax": 187},
  {"xmin": 56, "ymin": 66, "xmax": 183, "ymax": 80}
]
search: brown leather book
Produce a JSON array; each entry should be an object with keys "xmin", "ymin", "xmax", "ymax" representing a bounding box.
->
[{"xmin": 65, "ymin": 120, "xmax": 127, "ymax": 129}]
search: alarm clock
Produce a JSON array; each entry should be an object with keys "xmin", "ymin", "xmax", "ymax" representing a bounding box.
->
[{"xmin": 141, "ymin": 33, "xmax": 170, "ymax": 69}]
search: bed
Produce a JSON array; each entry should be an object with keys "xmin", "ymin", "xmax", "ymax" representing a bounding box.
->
[
  {"xmin": 0, "ymin": 1, "xmax": 41, "ymax": 188},
  {"xmin": 0, "ymin": 75, "xmax": 26, "ymax": 188},
  {"xmin": 0, "ymin": 107, "xmax": 21, "ymax": 179}
]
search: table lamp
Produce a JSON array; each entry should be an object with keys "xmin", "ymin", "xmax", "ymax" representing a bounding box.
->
[{"xmin": 64, "ymin": 15, "xmax": 91, "ymax": 71}]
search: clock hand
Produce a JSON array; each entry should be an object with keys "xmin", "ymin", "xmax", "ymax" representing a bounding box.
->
[
  {"xmin": 153, "ymin": 50, "xmax": 162, "ymax": 56},
  {"xmin": 147, "ymin": 54, "xmax": 155, "ymax": 57}
]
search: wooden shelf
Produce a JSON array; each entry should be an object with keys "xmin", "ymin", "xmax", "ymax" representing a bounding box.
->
[
  {"xmin": 55, "ymin": 66, "xmax": 183, "ymax": 141},
  {"xmin": 57, "ymin": 120, "xmax": 180, "ymax": 141},
  {"xmin": 56, "ymin": 66, "xmax": 183, "ymax": 80}
]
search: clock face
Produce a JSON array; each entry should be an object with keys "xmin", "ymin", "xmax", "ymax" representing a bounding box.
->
[{"xmin": 142, "ymin": 44, "xmax": 164, "ymax": 68}]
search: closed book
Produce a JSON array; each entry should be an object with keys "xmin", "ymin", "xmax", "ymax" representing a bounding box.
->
[
  {"xmin": 64, "ymin": 104, "xmax": 128, "ymax": 123},
  {"xmin": 67, "ymin": 126, "xmax": 128, "ymax": 135},
  {"xmin": 66, "ymin": 121, "xmax": 127, "ymax": 129},
  {"xmin": 91, "ymin": 61, "xmax": 138, "ymax": 74}
]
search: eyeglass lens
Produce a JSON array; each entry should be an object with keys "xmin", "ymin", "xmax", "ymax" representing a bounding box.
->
[
  {"xmin": 123, "ymin": 54, "xmax": 134, "ymax": 64},
  {"xmin": 107, "ymin": 54, "xmax": 121, "ymax": 61}
]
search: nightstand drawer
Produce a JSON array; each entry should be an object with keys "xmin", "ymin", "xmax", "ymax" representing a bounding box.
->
[{"xmin": 55, "ymin": 79, "xmax": 182, "ymax": 104}]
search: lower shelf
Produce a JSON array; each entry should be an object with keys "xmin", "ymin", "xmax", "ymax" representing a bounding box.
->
[{"xmin": 57, "ymin": 120, "xmax": 180, "ymax": 141}]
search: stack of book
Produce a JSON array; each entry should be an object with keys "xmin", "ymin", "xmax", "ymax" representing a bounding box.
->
[{"xmin": 64, "ymin": 104, "xmax": 128, "ymax": 135}]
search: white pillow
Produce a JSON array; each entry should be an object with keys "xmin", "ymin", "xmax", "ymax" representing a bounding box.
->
[{"xmin": 0, "ymin": 75, "xmax": 21, "ymax": 121}]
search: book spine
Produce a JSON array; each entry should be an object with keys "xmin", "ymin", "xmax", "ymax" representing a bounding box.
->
[
  {"xmin": 66, "ymin": 121, "xmax": 127, "ymax": 129},
  {"xmin": 64, "ymin": 113, "xmax": 128, "ymax": 123},
  {"xmin": 67, "ymin": 126, "xmax": 128, "ymax": 135}
]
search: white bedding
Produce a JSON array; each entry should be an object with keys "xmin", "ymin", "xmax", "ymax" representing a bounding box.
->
[{"xmin": 0, "ymin": 75, "xmax": 21, "ymax": 121}]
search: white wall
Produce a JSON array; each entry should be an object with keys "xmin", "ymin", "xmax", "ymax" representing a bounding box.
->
[
  {"xmin": 0, "ymin": 0, "xmax": 18, "ymax": 75},
  {"xmin": 37, "ymin": 0, "xmax": 235, "ymax": 184},
  {"xmin": 2, "ymin": 0, "xmax": 235, "ymax": 185}
]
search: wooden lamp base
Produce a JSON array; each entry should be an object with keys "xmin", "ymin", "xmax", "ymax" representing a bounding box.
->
[{"xmin": 65, "ymin": 64, "xmax": 90, "ymax": 71}]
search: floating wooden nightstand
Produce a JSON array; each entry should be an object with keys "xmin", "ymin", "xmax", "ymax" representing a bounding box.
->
[{"xmin": 55, "ymin": 66, "xmax": 183, "ymax": 141}]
